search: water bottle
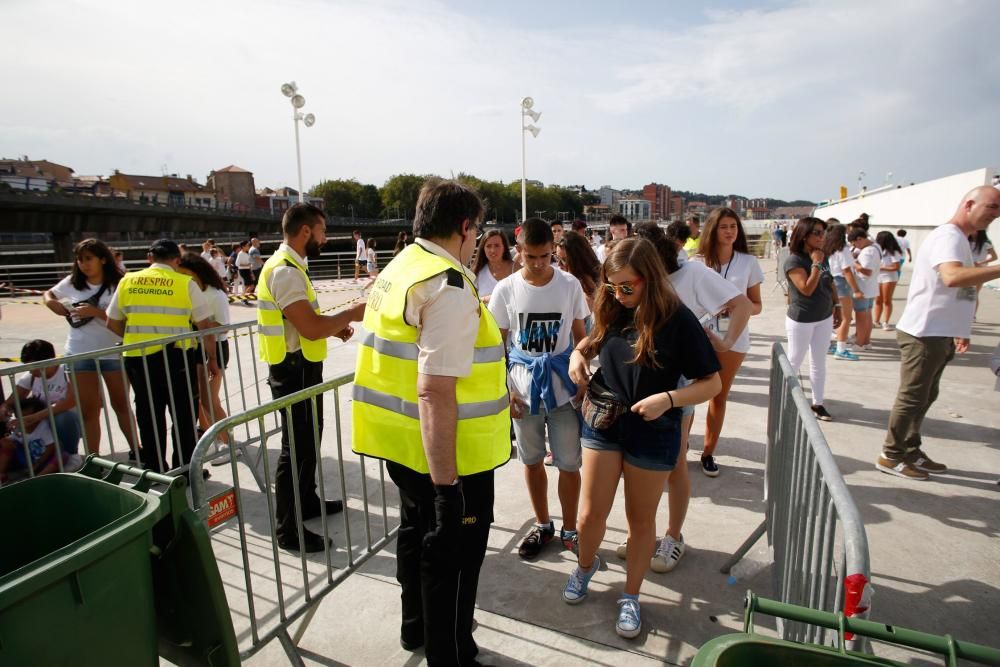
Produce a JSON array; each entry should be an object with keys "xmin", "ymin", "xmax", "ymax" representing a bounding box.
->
[{"xmin": 727, "ymin": 543, "xmax": 772, "ymax": 585}]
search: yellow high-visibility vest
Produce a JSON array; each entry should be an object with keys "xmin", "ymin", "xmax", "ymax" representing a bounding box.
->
[
  {"xmin": 117, "ymin": 265, "xmax": 195, "ymax": 357},
  {"xmin": 352, "ymin": 243, "xmax": 511, "ymax": 476},
  {"xmin": 256, "ymin": 248, "xmax": 326, "ymax": 365}
]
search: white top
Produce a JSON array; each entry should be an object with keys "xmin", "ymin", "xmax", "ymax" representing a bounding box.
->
[
  {"xmin": 878, "ymin": 250, "xmax": 902, "ymax": 284},
  {"xmin": 488, "ymin": 268, "xmax": 590, "ymax": 409},
  {"xmin": 668, "ymin": 261, "xmax": 744, "ymax": 351},
  {"xmin": 49, "ymin": 276, "xmax": 122, "ymax": 357},
  {"xmin": 200, "ymin": 251, "xmax": 214, "ymax": 262},
  {"xmin": 10, "ymin": 420, "xmax": 54, "ymax": 459},
  {"xmin": 476, "ymin": 265, "xmax": 500, "ymax": 298},
  {"xmin": 205, "ymin": 286, "xmax": 230, "ymax": 341},
  {"xmin": 972, "ymin": 240, "xmax": 994, "ymax": 264},
  {"xmin": 828, "ymin": 247, "xmax": 855, "ymax": 278},
  {"xmin": 236, "ymin": 250, "xmax": 252, "ymax": 269},
  {"xmin": 855, "ymin": 245, "xmax": 882, "ymax": 298},
  {"xmin": 896, "ymin": 235, "xmax": 911, "ymax": 256},
  {"xmin": 210, "ymin": 255, "xmax": 227, "ymax": 279},
  {"xmin": 595, "ymin": 244, "xmax": 607, "ymax": 263},
  {"xmin": 106, "ymin": 263, "xmax": 212, "ymax": 323},
  {"xmin": 356, "ymin": 238, "xmax": 366, "ymax": 261},
  {"xmin": 17, "ymin": 365, "xmax": 71, "ymax": 404},
  {"xmin": 403, "ymin": 239, "xmax": 481, "ymax": 377},
  {"xmin": 366, "ymin": 248, "xmax": 377, "ymax": 267},
  {"xmin": 677, "ymin": 247, "xmax": 689, "ymax": 263},
  {"xmin": 897, "ymin": 223, "xmax": 977, "ymax": 339},
  {"xmin": 266, "ymin": 244, "xmax": 313, "ymax": 354},
  {"xmin": 695, "ymin": 252, "xmax": 764, "ymax": 354}
]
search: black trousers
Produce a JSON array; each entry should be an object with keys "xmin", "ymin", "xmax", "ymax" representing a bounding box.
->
[
  {"xmin": 268, "ymin": 351, "xmax": 324, "ymax": 541},
  {"xmin": 125, "ymin": 347, "xmax": 199, "ymax": 473},
  {"xmin": 386, "ymin": 461, "xmax": 494, "ymax": 667}
]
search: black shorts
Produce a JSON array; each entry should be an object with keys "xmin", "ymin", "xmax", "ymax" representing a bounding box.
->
[
  {"xmin": 356, "ymin": 259, "xmax": 367, "ymax": 268},
  {"xmin": 238, "ymin": 269, "xmax": 256, "ymax": 286}
]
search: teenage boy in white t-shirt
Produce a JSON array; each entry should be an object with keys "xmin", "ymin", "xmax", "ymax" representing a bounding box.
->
[
  {"xmin": 880, "ymin": 186, "xmax": 1000, "ymax": 480},
  {"xmin": 489, "ymin": 218, "xmax": 590, "ymax": 560}
]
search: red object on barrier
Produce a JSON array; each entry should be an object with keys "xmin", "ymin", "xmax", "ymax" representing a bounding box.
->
[
  {"xmin": 843, "ymin": 572, "xmax": 871, "ymax": 640},
  {"xmin": 207, "ymin": 488, "xmax": 238, "ymax": 528}
]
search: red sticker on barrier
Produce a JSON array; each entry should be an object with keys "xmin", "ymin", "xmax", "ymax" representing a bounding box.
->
[{"xmin": 207, "ymin": 488, "xmax": 238, "ymax": 528}]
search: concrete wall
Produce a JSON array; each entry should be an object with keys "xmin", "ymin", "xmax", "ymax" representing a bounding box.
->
[{"xmin": 813, "ymin": 167, "xmax": 996, "ymax": 253}]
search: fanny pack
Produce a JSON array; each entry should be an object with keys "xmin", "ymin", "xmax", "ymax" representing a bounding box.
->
[
  {"xmin": 581, "ymin": 375, "xmax": 629, "ymax": 430},
  {"xmin": 66, "ymin": 283, "xmax": 109, "ymax": 329}
]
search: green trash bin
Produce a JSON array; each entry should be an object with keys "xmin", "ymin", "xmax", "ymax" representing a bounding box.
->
[
  {"xmin": 693, "ymin": 592, "xmax": 1000, "ymax": 667},
  {"xmin": 0, "ymin": 457, "xmax": 238, "ymax": 667}
]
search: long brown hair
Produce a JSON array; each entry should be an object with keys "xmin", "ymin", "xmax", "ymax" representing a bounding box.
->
[
  {"xmin": 588, "ymin": 238, "xmax": 679, "ymax": 368},
  {"xmin": 823, "ymin": 223, "xmax": 848, "ymax": 256},
  {"xmin": 557, "ymin": 231, "xmax": 600, "ymax": 297},
  {"xmin": 472, "ymin": 229, "xmax": 512, "ymax": 275},
  {"xmin": 69, "ymin": 238, "xmax": 124, "ymax": 291},
  {"xmin": 789, "ymin": 217, "xmax": 827, "ymax": 257},
  {"xmin": 699, "ymin": 207, "xmax": 749, "ymax": 270}
]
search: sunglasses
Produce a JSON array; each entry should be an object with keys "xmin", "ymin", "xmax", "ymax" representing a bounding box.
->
[
  {"xmin": 604, "ymin": 278, "xmax": 643, "ymax": 296},
  {"xmin": 809, "ymin": 228, "xmax": 825, "ymax": 237}
]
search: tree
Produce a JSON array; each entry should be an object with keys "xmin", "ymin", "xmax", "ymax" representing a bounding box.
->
[
  {"xmin": 310, "ymin": 179, "xmax": 381, "ymax": 219},
  {"xmin": 381, "ymin": 174, "xmax": 432, "ymax": 220}
]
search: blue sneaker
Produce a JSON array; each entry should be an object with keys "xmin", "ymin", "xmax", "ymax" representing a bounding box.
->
[
  {"xmin": 562, "ymin": 555, "xmax": 601, "ymax": 604},
  {"xmin": 616, "ymin": 597, "xmax": 642, "ymax": 638},
  {"xmin": 828, "ymin": 341, "xmax": 837, "ymax": 355},
  {"xmin": 833, "ymin": 349, "xmax": 860, "ymax": 361}
]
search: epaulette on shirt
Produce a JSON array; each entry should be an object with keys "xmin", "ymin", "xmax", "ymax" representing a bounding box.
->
[{"xmin": 445, "ymin": 268, "xmax": 465, "ymax": 289}]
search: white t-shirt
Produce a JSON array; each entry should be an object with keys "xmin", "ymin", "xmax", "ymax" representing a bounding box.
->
[
  {"xmin": 695, "ymin": 252, "xmax": 764, "ymax": 354},
  {"xmin": 236, "ymin": 250, "xmax": 252, "ymax": 269},
  {"xmin": 17, "ymin": 365, "xmax": 71, "ymax": 403},
  {"xmin": 476, "ymin": 265, "xmax": 499, "ymax": 298},
  {"xmin": 828, "ymin": 247, "xmax": 855, "ymax": 278},
  {"xmin": 366, "ymin": 248, "xmax": 377, "ymax": 268},
  {"xmin": 668, "ymin": 261, "xmax": 744, "ymax": 351},
  {"xmin": 205, "ymin": 286, "xmax": 231, "ymax": 341},
  {"xmin": 595, "ymin": 244, "xmax": 607, "ymax": 263},
  {"xmin": 878, "ymin": 250, "xmax": 902, "ymax": 284},
  {"xmin": 210, "ymin": 256, "xmax": 227, "ymax": 279},
  {"xmin": 49, "ymin": 277, "xmax": 122, "ymax": 356},
  {"xmin": 897, "ymin": 223, "xmax": 977, "ymax": 338},
  {"xmin": 972, "ymin": 240, "xmax": 994, "ymax": 265},
  {"xmin": 200, "ymin": 250, "xmax": 214, "ymax": 262},
  {"xmin": 855, "ymin": 245, "xmax": 882, "ymax": 298},
  {"xmin": 11, "ymin": 420, "xmax": 55, "ymax": 462},
  {"xmin": 488, "ymin": 269, "xmax": 590, "ymax": 409},
  {"xmin": 356, "ymin": 238, "xmax": 366, "ymax": 261},
  {"xmin": 896, "ymin": 235, "xmax": 911, "ymax": 257}
]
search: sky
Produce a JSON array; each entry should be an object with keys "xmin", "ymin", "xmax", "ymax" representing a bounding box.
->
[{"xmin": 3, "ymin": 0, "xmax": 998, "ymax": 202}]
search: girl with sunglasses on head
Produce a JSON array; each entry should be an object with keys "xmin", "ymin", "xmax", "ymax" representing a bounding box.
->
[
  {"xmin": 784, "ymin": 217, "xmax": 840, "ymax": 421},
  {"xmin": 694, "ymin": 208, "xmax": 764, "ymax": 476},
  {"xmin": 42, "ymin": 238, "xmax": 136, "ymax": 456},
  {"xmin": 563, "ymin": 238, "xmax": 721, "ymax": 639}
]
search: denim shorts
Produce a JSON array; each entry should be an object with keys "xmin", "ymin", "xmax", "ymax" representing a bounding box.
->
[
  {"xmin": 833, "ymin": 275, "xmax": 852, "ymax": 299},
  {"xmin": 581, "ymin": 412, "xmax": 681, "ymax": 472},
  {"xmin": 513, "ymin": 401, "xmax": 582, "ymax": 471},
  {"xmin": 852, "ymin": 297, "xmax": 874, "ymax": 312},
  {"xmin": 68, "ymin": 357, "xmax": 122, "ymax": 373}
]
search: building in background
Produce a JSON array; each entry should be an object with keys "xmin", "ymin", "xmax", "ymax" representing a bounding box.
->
[
  {"xmin": 255, "ymin": 187, "xmax": 325, "ymax": 216},
  {"xmin": 641, "ymin": 182, "xmax": 672, "ymax": 220},
  {"xmin": 724, "ymin": 197, "xmax": 747, "ymax": 213},
  {"xmin": 207, "ymin": 165, "xmax": 256, "ymax": 211},
  {"xmin": 669, "ymin": 194, "xmax": 685, "ymax": 219},
  {"xmin": 773, "ymin": 205, "xmax": 813, "ymax": 220},
  {"xmin": 618, "ymin": 198, "xmax": 651, "ymax": 221},
  {"xmin": 109, "ymin": 170, "xmax": 216, "ymax": 207},
  {"xmin": 599, "ymin": 185, "xmax": 621, "ymax": 209},
  {"xmin": 0, "ymin": 157, "xmax": 75, "ymax": 191}
]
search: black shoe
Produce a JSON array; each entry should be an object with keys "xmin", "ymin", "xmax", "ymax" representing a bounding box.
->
[
  {"xmin": 301, "ymin": 500, "xmax": 344, "ymax": 520},
  {"xmin": 277, "ymin": 528, "xmax": 331, "ymax": 553},
  {"xmin": 811, "ymin": 405, "xmax": 833, "ymax": 421},
  {"xmin": 400, "ymin": 635, "xmax": 424, "ymax": 651},
  {"xmin": 518, "ymin": 522, "xmax": 555, "ymax": 560}
]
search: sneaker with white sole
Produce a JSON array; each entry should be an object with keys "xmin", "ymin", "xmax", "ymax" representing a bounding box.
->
[
  {"xmin": 833, "ymin": 349, "xmax": 860, "ymax": 361},
  {"xmin": 616, "ymin": 597, "xmax": 642, "ymax": 638},
  {"xmin": 616, "ymin": 539, "xmax": 629, "ymax": 559},
  {"xmin": 700, "ymin": 455, "xmax": 720, "ymax": 477},
  {"xmin": 912, "ymin": 449, "xmax": 947, "ymax": 474},
  {"xmin": 650, "ymin": 534, "xmax": 685, "ymax": 573},
  {"xmin": 562, "ymin": 555, "xmax": 601, "ymax": 604},
  {"xmin": 875, "ymin": 456, "xmax": 928, "ymax": 480}
]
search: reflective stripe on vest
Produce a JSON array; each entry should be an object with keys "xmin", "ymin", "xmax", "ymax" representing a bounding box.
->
[
  {"xmin": 117, "ymin": 266, "xmax": 195, "ymax": 357},
  {"xmin": 352, "ymin": 243, "xmax": 511, "ymax": 476},
  {"xmin": 255, "ymin": 248, "xmax": 327, "ymax": 365}
]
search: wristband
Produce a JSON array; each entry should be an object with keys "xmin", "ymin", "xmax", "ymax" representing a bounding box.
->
[
  {"xmin": 666, "ymin": 391, "xmax": 674, "ymax": 410},
  {"xmin": 812, "ymin": 263, "xmax": 823, "ymax": 269}
]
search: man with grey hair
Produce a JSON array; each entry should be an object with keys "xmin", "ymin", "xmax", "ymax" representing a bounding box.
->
[{"xmin": 879, "ymin": 186, "xmax": 1000, "ymax": 480}]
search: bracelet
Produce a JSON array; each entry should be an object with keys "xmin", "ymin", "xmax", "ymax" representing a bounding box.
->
[
  {"xmin": 812, "ymin": 263, "xmax": 823, "ymax": 269},
  {"xmin": 666, "ymin": 391, "xmax": 674, "ymax": 410}
]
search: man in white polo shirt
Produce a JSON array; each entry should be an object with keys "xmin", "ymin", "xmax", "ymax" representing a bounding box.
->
[{"xmin": 879, "ymin": 186, "xmax": 1000, "ymax": 480}]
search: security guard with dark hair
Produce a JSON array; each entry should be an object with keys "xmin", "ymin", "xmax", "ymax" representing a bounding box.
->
[
  {"xmin": 353, "ymin": 180, "xmax": 510, "ymax": 666},
  {"xmin": 257, "ymin": 203, "xmax": 366, "ymax": 553},
  {"xmin": 106, "ymin": 238, "xmax": 218, "ymax": 473}
]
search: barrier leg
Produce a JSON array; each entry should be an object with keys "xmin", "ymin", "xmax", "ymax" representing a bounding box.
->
[
  {"xmin": 277, "ymin": 629, "xmax": 307, "ymax": 667},
  {"xmin": 720, "ymin": 520, "xmax": 767, "ymax": 574}
]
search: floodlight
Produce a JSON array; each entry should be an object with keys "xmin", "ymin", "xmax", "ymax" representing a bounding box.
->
[
  {"xmin": 281, "ymin": 82, "xmax": 296, "ymax": 97},
  {"xmin": 524, "ymin": 108, "xmax": 541, "ymax": 122},
  {"xmin": 521, "ymin": 97, "xmax": 534, "ymax": 110},
  {"xmin": 525, "ymin": 125, "xmax": 541, "ymax": 138},
  {"xmin": 303, "ymin": 113, "xmax": 316, "ymax": 127},
  {"xmin": 292, "ymin": 94, "xmax": 306, "ymax": 109}
]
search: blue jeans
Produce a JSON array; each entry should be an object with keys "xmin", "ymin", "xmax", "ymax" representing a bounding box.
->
[{"xmin": 582, "ymin": 412, "xmax": 681, "ymax": 472}]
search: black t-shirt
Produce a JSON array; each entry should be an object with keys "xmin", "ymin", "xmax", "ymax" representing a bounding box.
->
[
  {"xmin": 594, "ymin": 304, "xmax": 722, "ymax": 419},
  {"xmin": 784, "ymin": 253, "xmax": 834, "ymax": 323}
]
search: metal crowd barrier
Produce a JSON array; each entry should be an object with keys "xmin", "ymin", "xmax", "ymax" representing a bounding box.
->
[
  {"xmin": 188, "ymin": 371, "xmax": 399, "ymax": 664},
  {"xmin": 0, "ymin": 319, "xmax": 274, "ymax": 483},
  {"xmin": 722, "ymin": 343, "xmax": 872, "ymax": 650}
]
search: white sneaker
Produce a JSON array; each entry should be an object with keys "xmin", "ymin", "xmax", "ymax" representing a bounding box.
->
[
  {"xmin": 650, "ymin": 534, "xmax": 685, "ymax": 573},
  {"xmin": 884, "ymin": 324, "xmax": 895, "ymax": 331},
  {"xmin": 616, "ymin": 539, "xmax": 629, "ymax": 559},
  {"xmin": 850, "ymin": 344, "xmax": 866, "ymax": 354}
]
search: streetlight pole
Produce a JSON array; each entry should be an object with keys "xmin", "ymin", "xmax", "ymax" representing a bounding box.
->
[
  {"xmin": 857, "ymin": 170, "xmax": 865, "ymax": 195},
  {"xmin": 520, "ymin": 97, "xmax": 541, "ymax": 222},
  {"xmin": 281, "ymin": 81, "xmax": 316, "ymax": 203}
]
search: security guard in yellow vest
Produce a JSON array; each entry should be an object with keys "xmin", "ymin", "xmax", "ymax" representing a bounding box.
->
[
  {"xmin": 258, "ymin": 203, "xmax": 366, "ymax": 553},
  {"xmin": 106, "ymin": 239, "xmax": 219, "ymax": 473},
  {"xmin": 352, "ymin": 181, "xmax": 510, "ymax": 666}
]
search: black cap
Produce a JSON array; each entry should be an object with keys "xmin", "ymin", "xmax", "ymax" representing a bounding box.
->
[{"xmin": 148, "ymin": 238, "xmax": 181, "ymax": 259}]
